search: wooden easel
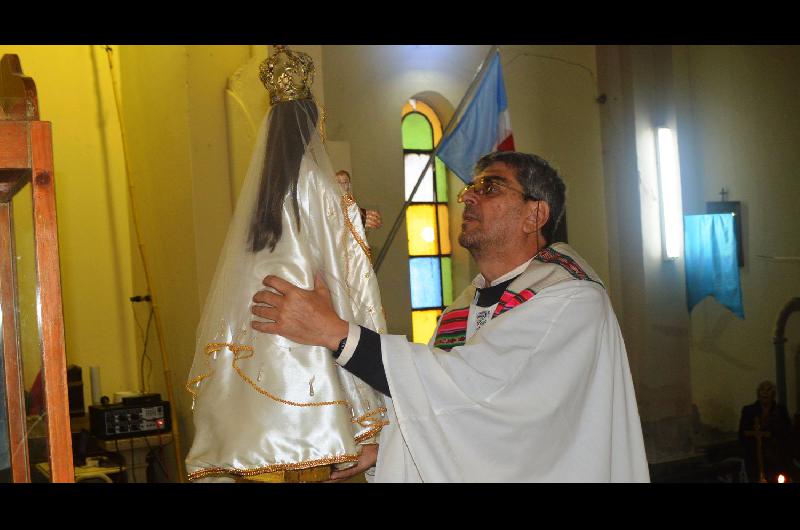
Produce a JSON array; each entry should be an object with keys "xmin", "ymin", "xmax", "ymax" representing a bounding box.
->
[{"xmin": 0, "ymin": 54, "xmax": 73, "ymax": 482}]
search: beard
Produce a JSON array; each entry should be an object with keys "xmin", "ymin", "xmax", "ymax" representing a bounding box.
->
[
  {"xmin": 458, "ymin": 205, "xmax": 484, "ymax": 251},
  {"xmin": 458, "ymin": 217, "xmax": 504, "ymax": 255},
  {"xmin": 458, "ymin": 226, "xmax": 483, "ymax": 251},
  {"xmin": 458, "ymin": 202, "xmax": 527, "ymax": 256}
]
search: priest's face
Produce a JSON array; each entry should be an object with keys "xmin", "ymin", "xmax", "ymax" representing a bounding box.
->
[{"xmin": 458, "ymin": 162, "xmax": 530, "ymax": 254}]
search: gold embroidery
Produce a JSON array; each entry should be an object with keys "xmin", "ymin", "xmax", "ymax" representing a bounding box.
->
[
  {"xmin": 187, "ymin": 454, "xmax": 360, "ymax": 481},
  {"xmin": 191, "ymin": 341, "xmax": 349, "ymax": 408},
  {"xmin": 341, "ymin": 193, "xmax": 372, "ymax": 262},
  {"xmin": 229, "ymin": 343, "xmax": 349, "ymax": 408},
  {"xmin": 352, "ymin": 407, "xmax": 388, "ymax": 427},
  {"xmin": 242, "ymin": 465, "xmax": 331, "ymax": 483},
  {"xmin": 355, "ymin": 425, "xmax": 387, "ymax": 445},
  {"xmin": 184, "ymin": 342, "xmax": 229, "ymax": 399},
  {"xmin": 317, "ymin": 103, "xmax": 327, "ymax": 142},
  {"xmin": 352, "ymin": 406, "xmax": 389, "ymax": 443}
]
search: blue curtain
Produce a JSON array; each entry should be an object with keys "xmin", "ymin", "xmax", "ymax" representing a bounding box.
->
[{"xmin": 683, "ymin": 213, "xmax": 744, "ymax": 318}]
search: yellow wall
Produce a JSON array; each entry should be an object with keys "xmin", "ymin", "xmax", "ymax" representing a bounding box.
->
[
  {"xmin": 117, "ymin": 45, "xmax": 252, "ymax": 476},
  {"xmin": 0, "ymin": 45, "xmax": 137, "ymax": 406},
  {"xmin": 0, "ymin": 46, "xmax": 254, "ymax": 478}
]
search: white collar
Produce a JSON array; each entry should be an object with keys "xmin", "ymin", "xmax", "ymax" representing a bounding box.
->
[{"xmin": 471, "ymin": 256, "xmax": 535, "ymax": 289}]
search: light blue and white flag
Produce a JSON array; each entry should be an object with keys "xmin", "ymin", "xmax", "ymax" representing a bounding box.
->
[{"xmin": 437, "ymin": 51, "xmax": 515, "ymax": 184}]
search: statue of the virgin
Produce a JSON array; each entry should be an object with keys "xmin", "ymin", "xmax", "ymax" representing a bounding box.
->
[{"xmin": 185, "ymin": 46, "xmax": 387, "ymax": 482}]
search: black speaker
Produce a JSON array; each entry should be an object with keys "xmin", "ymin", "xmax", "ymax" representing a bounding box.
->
[
  {"xmin": 66, "ymin": 364, "xmax": 85, "ymax": 417},
  {"xmin": 89, "ymin": 394, "xmax": 171, "ymax": 440}
]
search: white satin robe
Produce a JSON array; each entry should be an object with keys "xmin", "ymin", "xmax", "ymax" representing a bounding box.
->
[{"xmin": 185, "ymin": 133, "xmax": 386, "ymax": 480}]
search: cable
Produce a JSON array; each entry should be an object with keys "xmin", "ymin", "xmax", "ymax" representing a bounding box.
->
[
  {"xmin": 130, "ymin": 299, "xmax": 153, "ymax": 393},
  {"xmin": 138, "ymin": 306, "xmax": 154, "ymax": 393},
  {"xmin": 130, "ymin": 439, "xmax": 136, "ymax": 483},
  {"xmin": 503, "ymin": 51, "xmax": 603, "ymax": 102},
  {"xmin": 143, "ymin": 434, "xmax": 171, "ymax": 482},
  {"xmin": 131, "ymin": 301, "xmax": 146, "ymax": 342},
  {"xmin": 102, "ymin": 44, "xmax": 187, "ymax": 481},
  {"xmin": 158, "ymin": 432, "xmax": 172, "ymax": 482},
  {"xmin": 504, "ymin": 52, "xmax": 596, "ymax": 83},
  {"xmin": 114, "ymin": 438, "xmax": 126, "ymax": 483}
]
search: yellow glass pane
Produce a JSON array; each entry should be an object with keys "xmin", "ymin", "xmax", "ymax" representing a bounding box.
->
[
  {"xmin": 412, "ymin": 309, "xmax": 442, "ymax": 344},
  {"xmin": 406, "ymin": 204, "xmax": 438, "ymax": 255},
  {"xmin": 402, "ymin": 99, "xmax": 442, "ymax": 146},
  {"xmin": 437, "ymin": 204, "xmax": 451, "ymax": 255}
]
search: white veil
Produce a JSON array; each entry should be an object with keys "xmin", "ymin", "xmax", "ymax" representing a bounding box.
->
[{"xmin": 185, "ymin": 97, "xmax": 387, "ymax": 479}]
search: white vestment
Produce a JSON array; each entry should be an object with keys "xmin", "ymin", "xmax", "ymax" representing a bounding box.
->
[{"xmin": 374, "ymin": 243, "xmax": 649, "ymax": 482}]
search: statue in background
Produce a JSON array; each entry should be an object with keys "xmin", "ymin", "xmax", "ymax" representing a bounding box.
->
[
  {"xmin": 335, "ymin": 170, "xmax": 383, "ymax": 233},
  {"xmin": 185, "ymin": 46, "xmax": 387, "ymax": 482}
]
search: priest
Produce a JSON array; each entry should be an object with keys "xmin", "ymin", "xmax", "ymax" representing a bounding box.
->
[{"xmin": 252, "ymin": 151, "xmax": 650, "ymax": 482}]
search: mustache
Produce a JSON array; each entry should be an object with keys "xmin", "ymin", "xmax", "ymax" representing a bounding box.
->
[{"xmin": 462, "ymin": 206, "xmax": 480, "ymax": 221}]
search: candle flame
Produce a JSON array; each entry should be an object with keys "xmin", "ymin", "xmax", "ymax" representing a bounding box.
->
[{"xmin": 777, "ymin": 474, "xmax": 786, "ymax": 483}]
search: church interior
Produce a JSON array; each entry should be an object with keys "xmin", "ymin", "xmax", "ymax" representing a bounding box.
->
[{"xmin": 0, "ymin": 44, "xmax": 798, "ymax": 483}]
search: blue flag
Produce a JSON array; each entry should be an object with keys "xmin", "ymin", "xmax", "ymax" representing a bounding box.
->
[
  {"xmin": 438, "ymin": 52, "xmax": 514, "ymax": 184},
  {"xmin": 684, "ymin": 213, "xmax": 744, "ymax": 319}
]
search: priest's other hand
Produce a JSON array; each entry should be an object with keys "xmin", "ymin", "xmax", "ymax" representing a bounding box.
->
[
  {"xmin": 325, "ymin": 444, "xmax": 378, "ymax": 482},
  {"xmin": 251, "ymin": 272, "xmax": 348, "ymax": 350}
]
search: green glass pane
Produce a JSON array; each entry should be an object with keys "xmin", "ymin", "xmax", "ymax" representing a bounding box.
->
[
  {"xmin": 435, "ymin": 157, "xmax": 448, "ymax": 202},
  {"xmin": 402, "ymin": 113, "xmax": 433, "ymax": 150},
  {"xmin": 441, "ymin": 256, "xmax": 453, "ymax": 306}
]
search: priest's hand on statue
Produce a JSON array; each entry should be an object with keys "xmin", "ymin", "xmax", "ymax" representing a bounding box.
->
[
  {"xmin": 325, "ymin": 444, "xmax": 378, "ymax": 482},
  {"xmin": 251, "ymin": 272, "xmax": 349, "ymax": 350}
]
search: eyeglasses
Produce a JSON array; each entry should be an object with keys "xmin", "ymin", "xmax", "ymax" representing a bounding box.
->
[{"xmin": 457, "ymin": 176, "xmax": 533, "ymax": 203}]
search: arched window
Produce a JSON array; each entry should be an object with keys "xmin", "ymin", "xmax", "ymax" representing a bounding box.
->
[{"xmin": 401, "ymin": 99, "xmax": 452, "ymax": 343}]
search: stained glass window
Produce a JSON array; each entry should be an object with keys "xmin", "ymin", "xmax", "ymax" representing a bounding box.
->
[
  {"xmin": 406, "ymin": 204, "xmax": 438, "ymax": 256},
  {"xmin": 409, "ymin": 257, "xmax": 443, "ymax": 309},
  {"xmin": 404, "ymin": 154, "xmax": 435, "ymax": 202},
  {"xmin": 402, "ymin": 113, "xmax": 434, "ymax": 150},
  {"xmin": 402, "ymin": 100, "xmax": 451, "ymax": 344},
  {"xmin": 411, "ymin": 309, "xmax": 443, "ymax": 344}
]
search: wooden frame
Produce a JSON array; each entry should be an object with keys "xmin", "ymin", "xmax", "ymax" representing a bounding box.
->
[{"xmin": 1, "ymin": 54, "xmax": 73, "ymax": 482}]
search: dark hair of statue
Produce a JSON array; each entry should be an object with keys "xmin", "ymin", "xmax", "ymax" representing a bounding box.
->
[{"xmin": 249, "ymin": 99, "xmax": 319, "ymax": 252}]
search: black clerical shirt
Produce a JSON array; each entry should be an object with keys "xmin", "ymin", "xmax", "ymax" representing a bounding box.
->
[{"xmin": 333, "ymin": 276, "xmax": 518, "ymax": 397}]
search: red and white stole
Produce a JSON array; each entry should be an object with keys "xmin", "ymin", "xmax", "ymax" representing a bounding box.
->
[{"xmin": 432, "ymin": 243, "xmax": 603, "ymax": 351}]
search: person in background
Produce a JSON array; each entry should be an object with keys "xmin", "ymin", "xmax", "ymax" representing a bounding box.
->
[{"xmin": 739, "ymin": 380, "xmax": 792, "ymax": 482}]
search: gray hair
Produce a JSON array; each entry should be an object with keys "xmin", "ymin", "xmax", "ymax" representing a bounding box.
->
[{"xmin": 473, "ymin": 151, "xmax": 566, "ymax": 244}]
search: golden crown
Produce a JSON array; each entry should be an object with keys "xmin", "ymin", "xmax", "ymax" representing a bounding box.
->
[{"xmin": 259, "ymin": 45, "xmax": 315, "ymax": 104}]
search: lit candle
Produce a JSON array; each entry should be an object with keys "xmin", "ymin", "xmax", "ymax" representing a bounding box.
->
[{"xmin": 777, "ymin": 474, "xmax": 786, "ymax": 483}]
